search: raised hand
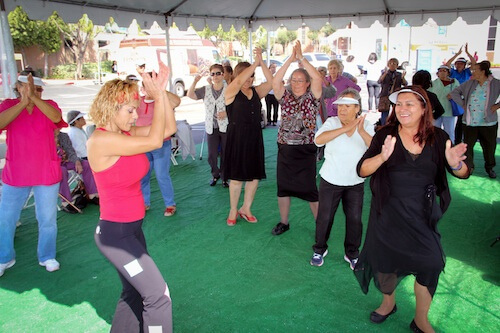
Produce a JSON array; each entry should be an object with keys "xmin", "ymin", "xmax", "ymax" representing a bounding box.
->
[
  {"xmin": 254, "ymin": 48, "xmax": 263, "ymax": 65},
  {"xmin": 445, "ymin": 140, "xmax": 467, "ymax": 169},
  {"xmin": 141, "ymin": 71, "xmax": 163, "ymax": 101},
  {"xmin": 357, "ymin": 114, "xmax": 367, "ymax": 132},
  {"xmin": 380, "ymin": 135, "xmax": 396, "ymax": 162},
  {"xmin": 294, "ymin": 41, "xmax": 303, "ymax": 60},
  {"xmin": 156, "ymin": 61, "xmax": 170, "ymax": 91}
]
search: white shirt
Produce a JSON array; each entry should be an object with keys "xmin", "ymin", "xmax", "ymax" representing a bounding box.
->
[
  {"xmin": 68, "ymin": 126, "xmax": 88, "ymax": 158},
  {"xmin": 315, "ymin": 117, "xmax": 374, "ymax": 186}
]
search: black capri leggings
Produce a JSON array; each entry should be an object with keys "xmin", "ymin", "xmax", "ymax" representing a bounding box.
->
[{"xmin": 95, "ymin": 219, "xmax": 173, "ymax": 333}]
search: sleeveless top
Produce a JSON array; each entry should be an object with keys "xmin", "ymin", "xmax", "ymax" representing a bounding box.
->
[{"xmin": 92, "ymin": 129, "xmax": 149, "ymax": 222}]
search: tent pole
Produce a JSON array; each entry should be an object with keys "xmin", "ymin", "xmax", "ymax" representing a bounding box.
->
[
  {"xmin": 0, "ymin": 0, "xmax": 17, "ymax": 98},
  {"xmin": 385, "ymin": 14, "xmax": 390, "ymax": 63},
  {"xmin": 164, "ymin": 14, "xmax": 174, "ymax": 93},
  {"xmin": 248, "ymin": 20, "xmax": 253, "ymax": 62}
]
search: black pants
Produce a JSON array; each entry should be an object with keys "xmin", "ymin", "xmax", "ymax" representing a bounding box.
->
[
  {"xmin": 207, "ymin": 128, "xmax": 227, "ymax": 181},
  {"xmin": 454, "ymin": 115, "xmax": 464, "ymax": 144},
  {"xmin": 95, "ymin": 219, "xmax": 172, "ymax": 333},
  {"xmin": 366, "ymin": 80, "xmax": 381, "ymax": 110},
  {"xmin": 265, "ymin": 94, "xmax": 279, "ymax": 123},
  {"xmin": 463, "ymin": 123, "xmax": 498, "ymax": 171},
  {"xmin": 313, "ymin": 179, "xmax": 364, "ymax": 259}
]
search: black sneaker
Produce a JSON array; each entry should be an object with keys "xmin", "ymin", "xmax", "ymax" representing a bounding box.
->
[
  {"xmin": 209, "ymin": 176, "xmax": 220, "ymax": 186},
  {"xmin": 222, "ymin": 181, "xmax": 229, "ymax": 188},
  {"xmin": 271, "ymin": 222, "xmax": 290, "ymax": 235},
  {"xmin": 486, "ymin": 169, "xmax": 496, "ymax": 179}
]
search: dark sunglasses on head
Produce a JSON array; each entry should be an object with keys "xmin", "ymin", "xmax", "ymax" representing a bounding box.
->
[{"xmin": 210, "ymin": 72, "xmax": 223, "ymax": 76}]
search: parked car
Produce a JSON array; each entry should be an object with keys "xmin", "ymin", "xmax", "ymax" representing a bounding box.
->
[
  {"xmin": 282, "ymin": 52, "xmax": 331, "ymax": 81},
  {"xmin": 254, "ymin": 58, "xmax": 284, "ymax": 85}
]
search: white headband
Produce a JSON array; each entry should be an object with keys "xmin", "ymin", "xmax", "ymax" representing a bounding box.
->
[
  {"xmin": 17, "ymin": 75, "xmax": 45, "ymax": 87},
  {"xmin": 389, "ymin": 89, "xmax": 427, "ymax": 105},
  {"xmin": 332, "ymin": 97, "xmax": 360, "ymax": 105}
]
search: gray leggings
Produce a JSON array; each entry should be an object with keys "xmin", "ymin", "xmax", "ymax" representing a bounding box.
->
[{"xmin": 95, "ymin": 219, "xmax": 172, "ymax": 333}]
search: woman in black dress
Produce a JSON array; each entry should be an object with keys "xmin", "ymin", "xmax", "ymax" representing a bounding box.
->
[
  {"xmin": 224, "ymin": 49, "xmax": 273, "ymax": 226},
  {"xmin": 355, "ymin": 86, "xmax": 470, "ymax": 333}
]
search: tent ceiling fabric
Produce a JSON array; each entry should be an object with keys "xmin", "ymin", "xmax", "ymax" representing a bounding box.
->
[{"xmin": 4, "ymin": 0, "xmax": 499, "ymax": 30}]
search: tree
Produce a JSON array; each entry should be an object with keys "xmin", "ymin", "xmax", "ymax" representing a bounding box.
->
[
  {"xmin": 55, "ymin": 14, "xmax": 99, "ymax": 79},
  {"xmin": 276, "ymin": 28, "xmax": 297, "ymax": 54},
  {"xmin": 37, "ymin": 12, "xmax": 63, "ymax": 77},
  {"xmin": 253, "ymin": 26, "xmax": 268, "ymax": 51},
  {"xmin": 8, "ymin": 6, "xmax": 36, "ymax": 66},
  {"xmin": 307, "ymin": 30, "xmax": 320, "ymax": 52},
  {"xmin": 320, "ymin": 23, "xmax": 335, "ymax": 37}
]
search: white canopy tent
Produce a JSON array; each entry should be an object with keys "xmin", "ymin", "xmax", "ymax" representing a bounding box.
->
[
  {"xmin": 1, "ymin": 0, "xmax": 499, "ymax": 96},
  {"xmin": 3, "ymin": 0, "xmax": 499, "ymax": 29}
]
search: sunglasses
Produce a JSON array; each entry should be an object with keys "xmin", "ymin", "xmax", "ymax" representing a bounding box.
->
[
  {"xmin": 210, "ymin": 72, "xmax": 223, "ymax": 76},
  {"xmin": 36, "ymin": 87, "xmax": 44, "ymax": 92}
]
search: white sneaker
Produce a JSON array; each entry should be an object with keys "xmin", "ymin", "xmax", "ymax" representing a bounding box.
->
[
  {"xmin": 39, "ymin": 259, "xmax": 60, "ymax": 272},
  {"xmin": 0, "ymin": 259, "xmax": 16, "ymax": 277}
]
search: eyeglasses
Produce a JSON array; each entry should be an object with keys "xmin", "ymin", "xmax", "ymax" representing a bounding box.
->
[
  {"xmin": 291, "ymin": 79, "xmax": 305, "ymax": 84},
  {"xmin": 210, "ymin": 72, "xmax": 223, "ymax": 76}
]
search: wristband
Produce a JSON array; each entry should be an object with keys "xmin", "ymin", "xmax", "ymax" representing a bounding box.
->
[{"xmin": 450, "ymin": 161, "xmax": 463, "ymax": 171}]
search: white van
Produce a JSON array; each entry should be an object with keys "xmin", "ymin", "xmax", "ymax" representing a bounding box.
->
[{"xmin": 115, "ymin": 31, "xmax": 221, "ymax": 96}]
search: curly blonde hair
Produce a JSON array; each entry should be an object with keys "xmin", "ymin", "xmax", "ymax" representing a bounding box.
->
[{"xmin": 89, "ymin": 79, "xmax": 139, "ymax": 127}]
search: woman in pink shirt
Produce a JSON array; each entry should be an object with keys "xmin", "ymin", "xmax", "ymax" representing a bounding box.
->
[
  {"xmin": 88, "ymin": 63, "xmax": 176, "ymax": 332},
  {"xmin": 0, "ymin": 73, "xmax": 64, "ymax": 277}
]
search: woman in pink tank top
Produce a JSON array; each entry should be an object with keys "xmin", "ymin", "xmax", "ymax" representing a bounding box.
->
[{"xmin": 87, "ymin": 61, "xmax": 177, "ymax": 333}]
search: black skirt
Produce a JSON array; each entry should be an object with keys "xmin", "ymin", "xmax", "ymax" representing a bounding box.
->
[{"xmin": 276, "ymin": 143, "xmax": 318, "ymax": 202}]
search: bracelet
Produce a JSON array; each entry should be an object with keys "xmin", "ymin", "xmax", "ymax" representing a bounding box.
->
[
  {"xmin": 450, "ymin": 161, "xmax": 463, "ymax": 171},
  {"xmin": 299, "ymin": 56, "xmax": 305, "ymax": 61}
]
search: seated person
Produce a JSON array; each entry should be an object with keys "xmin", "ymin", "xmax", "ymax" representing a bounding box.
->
[
  {"xmin": 55, "ymin": 129, "xmax": 99, "ymax": 213},
  {"xmin": 67, "ymin": 110, "xmax": 88, "ymax": 159}
]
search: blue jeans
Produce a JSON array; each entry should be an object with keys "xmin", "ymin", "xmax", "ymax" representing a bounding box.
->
[
  {"xmin": 141, "ymin": 140, "xmax": 175, "ymax": 207},
  {"xmin": 0, "ymin": 183, "xmax": 59, "ymax": 263}
]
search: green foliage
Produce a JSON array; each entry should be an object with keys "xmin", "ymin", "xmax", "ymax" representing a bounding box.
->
[
  {"xmin": 253, "ymin": 26, "xmax": 268, "ymax": 50},
  {"xmin": 36, "ymin": 16, "xmax": 62, "ymax": 54},
  {"xmin": 320, "ymin": 23, "xmax": 335, "ymax": 36},
  {"xmin": 8, "ymin": 6, "xmax": 36, "ymax": 49},
  {"xmin": 276, "ymin": 28, "xmax": 297, "ymax": 51},
  {"xmin": 49, "ymin": 62, "xmax": 102, "ymax": 79}
]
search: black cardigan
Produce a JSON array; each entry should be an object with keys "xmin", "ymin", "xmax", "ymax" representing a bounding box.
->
[{"xmin": 357, "ymin": 125, "xmax": 469, "ymax": 223}]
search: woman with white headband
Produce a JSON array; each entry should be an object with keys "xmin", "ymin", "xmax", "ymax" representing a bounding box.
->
[
  {"xmin": 310, "ymin": 88, "xmax": 374, "ymax": 269},
  {"xmin": 355, "ymin": 85, "xmax": 470, "ymax": 333}
]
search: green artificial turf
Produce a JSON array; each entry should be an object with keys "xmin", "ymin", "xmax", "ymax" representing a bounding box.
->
[{"xmin": 0, "ymin": 127, "xmax": 498, "ymax": 332}]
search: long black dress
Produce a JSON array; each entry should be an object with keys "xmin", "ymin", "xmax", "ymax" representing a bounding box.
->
[
  {"xmin": 355, "ymin": 127, "xmax": 456, "ymax": 297},
  {"xmin": 224, "ymin": 87, "xmax": 266, "ymax": 181}
]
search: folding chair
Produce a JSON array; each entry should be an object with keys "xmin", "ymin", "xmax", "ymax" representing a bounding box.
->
[
  {"xmin": 170, "ymin": 136, "xmax": 180, "ymax": 166},
  {"xmin": 23, "ymin": 169, "xmax": 83, "ymax": 213},
  {"xmin": 191, "ymin": 124, "xmax": 206, "ymax": 160}
]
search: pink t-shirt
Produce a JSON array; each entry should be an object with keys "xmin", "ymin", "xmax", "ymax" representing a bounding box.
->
[
  {"xmin": 0, "ymin": 98, "xmax": 64, "ymax": 186},
  {"xmin": 135, "ymin": 97, "xmax": 170, "ymax": 141},
  {"xmin": 135, "ymin": 97, "xmax": 154, "ymax": 127}
]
